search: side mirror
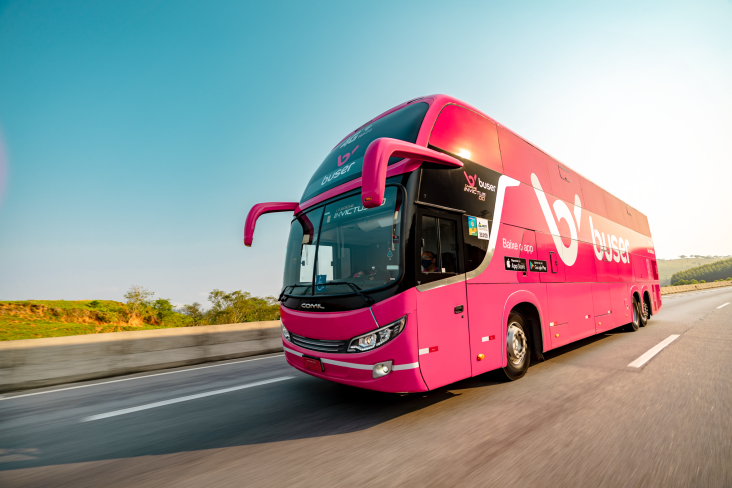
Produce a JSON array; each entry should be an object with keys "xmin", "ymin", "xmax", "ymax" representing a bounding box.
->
[
  {"xmin": 244, "ymin": 202, "xmax": 299, "ymax": 247},
  {"xmin": 361, "ymin": 138, "xmax": 464, "ymax": 208}
]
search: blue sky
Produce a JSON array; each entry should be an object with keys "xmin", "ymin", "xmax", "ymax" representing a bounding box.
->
[{"xmin": 1, "ymin": 0, "xmax": 731, "ymax": 305}]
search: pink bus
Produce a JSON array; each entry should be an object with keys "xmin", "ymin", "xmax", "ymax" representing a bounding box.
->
[{"xmin": 245, "ymin": 95, "xmax": 661, "ymax": 392}]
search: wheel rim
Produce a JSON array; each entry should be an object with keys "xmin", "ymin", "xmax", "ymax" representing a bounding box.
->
[
  {"xmin": 632, "ymin": 302, "xmax": 639, "ymax": 324},
  {"xmin": 506, "ymin": 323, "xmax": 527, "ymax": 365},
  {"xmin": 643, "ymin": 301, "xmax": 649, "ymax": 320}
]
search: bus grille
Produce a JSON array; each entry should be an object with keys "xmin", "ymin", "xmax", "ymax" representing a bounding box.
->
[{"xmin": 289, "ymin": 333, "xmax": 349, "ymax": 354}]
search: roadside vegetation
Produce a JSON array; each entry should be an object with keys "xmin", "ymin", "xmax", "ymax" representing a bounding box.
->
[
  {"xmin": 0, "ymin": 286, "xmax": 281, "ymax": 341},
  {"xmin": 657, "ymin": 255, "xmax": 730, "ymax": 286},
  {"xmin": 670, "ymin": 257, "xmax": 732, "ymax": 286}
]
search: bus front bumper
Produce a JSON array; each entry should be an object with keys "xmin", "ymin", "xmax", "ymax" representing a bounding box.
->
[{"xmin": 282, "ymin": 343, "xmax": 428, "ymax": 393}]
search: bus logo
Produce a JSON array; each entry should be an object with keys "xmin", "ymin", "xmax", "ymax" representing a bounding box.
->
[
  {"xmin": 337, "ymin": 145, "xmax": 359, "ymax": 167},
  {"xmin": 531, "ymin": 173, "xmax": 581, "ymax": 266}
]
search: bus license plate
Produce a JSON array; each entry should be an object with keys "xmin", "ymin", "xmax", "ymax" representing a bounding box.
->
[{"xmin": 303, "ymin": 357, "xmax": 323, "ymax": 372}]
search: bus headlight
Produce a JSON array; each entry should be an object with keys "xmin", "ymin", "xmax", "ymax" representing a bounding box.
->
[
  {"xmin": 347, "ymin": 316, "xmax": 407, "ymax": 353},
  {"xmin": 281, "ymin": 322, "xmax": 290, "ymax": 341}
]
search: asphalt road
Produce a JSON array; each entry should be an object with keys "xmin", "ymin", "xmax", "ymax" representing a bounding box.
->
[{"xmin": 1, "ymin": 287, "xmax": 731, "ymax": 487}]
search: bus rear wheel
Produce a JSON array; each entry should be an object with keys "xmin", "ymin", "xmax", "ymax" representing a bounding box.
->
[
  {"xmin": 640, "ymin": 296, "xmax": 650, "ymax": 326},
  {"xmin": 502, "ymin": 313, "xmax": 530, "ymax": 381},
  {"xmin": 627, "ymin": 297, "xmax": 641, "ymax": 332}
]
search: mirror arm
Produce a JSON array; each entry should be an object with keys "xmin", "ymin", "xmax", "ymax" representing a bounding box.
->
[
  {"xmin": 244, "ymin": 202, "xmax": 299, "ymax": 247},
  {"xmin": 361, "ymin": 138, "xmax": 463, "ymax": 208}
]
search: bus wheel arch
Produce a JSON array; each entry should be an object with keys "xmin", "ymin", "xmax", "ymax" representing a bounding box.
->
[
  {"xmin": 510, "ymin": 302, "xmax": 545, "ymax": 364},
  {"xmin": 642, "ymin": 290, "xmax": 652, "ymax": 323},
  {"xmin": 643, "ymin": 289, "xmax": 652, "ymax": 314},
  {"xmin": 628, "ymin": 293, "xmax": 642, "ymax": 331},
  {"xmin": 501, "ymin": 291, "xmax": 546, "ymax": 380}
]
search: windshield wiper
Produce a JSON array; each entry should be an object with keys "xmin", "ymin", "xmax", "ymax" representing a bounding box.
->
[
  {"xmin": 278, "ymin": 285, "xmax": 294, "ymax": 303},
  {"xmin": 315, "ymin": 281, "xmax": 375, "ymax": 306}
]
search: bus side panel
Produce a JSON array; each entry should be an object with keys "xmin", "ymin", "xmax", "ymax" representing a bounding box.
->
[
  {"xmin": 416, "ymin": 283, "xmax": 471, "ymax": 390},
  {"xmin": 653, "ymin": 284, "xmax": 662, "ymax": 313},
  {"xmin": 517, "ymin": 230, "xmax": 539, "ymax": 283},
  {"xmin": 611, "ymin": 282, "xmax": 632, "ymax": 326},
  {"xmin": 498, "ymin": 126, "xmax": 554, "ymax": 194},
  {"xmin": 546, "ymin": 157, "xmax": 583, "ymax": 210},
  {"xmin": 565, "ymin": 241, "xmax": 597, "ymax": 283},
  {"xmin": 499, "ymin": 182, "xmax": 549, "ymax": 238},
  {"xmin": 595, "ymin": 254, "xmax": 619, "ymax": 283},
  {"xmin": 536, "ymin": 232, "xmax": 565, "ymax": 283},
  {"xmin": 568, "ymin": 283, "xmax": 595, "ymax": 341},
  {"xmin": 631, "ymin": 253, "xmax": 647, "ymax": 282}
]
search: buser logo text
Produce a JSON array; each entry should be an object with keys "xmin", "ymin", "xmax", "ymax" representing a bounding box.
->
[{"xmin": 301, "ymin": 303, "xmax": 325, "ymax": 309}]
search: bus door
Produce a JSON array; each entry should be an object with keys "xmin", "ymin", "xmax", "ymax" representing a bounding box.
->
[{"xmin": 415, "ymin": 207, "xmax": 471, "ymax": 389}]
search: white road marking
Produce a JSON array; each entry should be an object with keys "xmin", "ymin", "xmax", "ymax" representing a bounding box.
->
[
  {"xmin": 628, "ymin": 335, "xmax": 680, "ymax": 368},
  {"xmin": 82, "ymin": 376, "xmax": 294, "ymax": 422},
  {"xmin": 0, "ymin": 354, "xmax": 285, "ymax": 402},
  {"xmin": 717, "ymin": 302, "xmax": 730, "ymax": 309}
]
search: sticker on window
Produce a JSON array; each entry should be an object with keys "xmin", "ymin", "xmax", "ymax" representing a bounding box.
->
[
  {"xmin": 476, "ymin": 218, "xmax": 489, "ymax": 240},
  {"xmin": 468, "ymin": 216, "xmax": 478, "ymax": 236},
  {"xmin": 315, "ymin": 274, "xmax": 327, "ymax": 292}
]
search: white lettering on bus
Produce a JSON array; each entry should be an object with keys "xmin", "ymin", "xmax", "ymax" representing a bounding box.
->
[
  {"xmin": 338, "ymin": 125, "xmax": 373, "ymax": 149},
  {"xmin": 531, "ymin": 174, "xmax": 580, "ymax": 266},
  {"xmin": 590, "ymin": 216, "xmax": 630, "ymax": 264},
  {"xmin": 321, "ymin": 162, "xmax": 356, "ymax": 186},
  {"xmin": 502, "ymin": 238, "xmax": 533, "ymax": 254},
  {"xmin": 478, "ymin": 178, "xmax": 496, "ymax": 192},
  {"xmin": 463, "ymin": 184, "xmax": 486, "ymax": 201}
]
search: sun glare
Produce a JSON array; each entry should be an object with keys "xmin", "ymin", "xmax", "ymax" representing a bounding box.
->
[{"xmin": 457, "ymin": 149, "xmax": 471, "ymax": 159}]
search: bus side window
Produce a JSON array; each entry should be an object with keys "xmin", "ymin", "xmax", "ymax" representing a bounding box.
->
[
  {"xmin": 420, "ymin": 214, "xmax": 460, "ymax": 275},
  {"xmin": 421, "ymin": 216, "xmax": 439, "ymax": 273},
  {"xmin": 439, "ymin": 219, "xmax": 458, "ymax": 273}
]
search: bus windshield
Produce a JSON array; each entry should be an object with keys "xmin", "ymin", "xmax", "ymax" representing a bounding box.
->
[
  {"xmin": 284, "ymin": 187, "xmax": 403, "ymax": 297},
  {"xmin": 299, "ymin": 102, "xmax": 428, "ymax": 203}
]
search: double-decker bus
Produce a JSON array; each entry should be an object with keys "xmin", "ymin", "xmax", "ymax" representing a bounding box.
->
[{"xmin": 245, "ymin": 95, "xmax": 661, "ymax": 392}]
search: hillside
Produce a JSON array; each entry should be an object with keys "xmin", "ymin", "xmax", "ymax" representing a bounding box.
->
[
  {"xmin": 0, "ymin": 300, "xmax": 193, "ymax": 341},
  {"xmin": 657, "ymin": 257, "xmax": 729, "ymax": 286},
  {"xmin": 670, "ymin": 258, "xmax": 732, "ymax": 285}
]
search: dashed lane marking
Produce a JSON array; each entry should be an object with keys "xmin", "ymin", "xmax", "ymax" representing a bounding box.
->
[
  {"xmin": 82, "ymin": 376, "xmax": 294, "ymax": 422},
  {"xmin": 628, "ymin": 335, "xmax": 680, "ymax": 368},
  {"xmin": 717, "ymin": 302, "xmax": 730, "ymax": 309}
]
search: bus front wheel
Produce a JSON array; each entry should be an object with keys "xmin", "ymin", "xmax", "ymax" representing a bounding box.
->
[{"xmin": 502, "ymin": 313, "xmax": 530, "ymax": 381}]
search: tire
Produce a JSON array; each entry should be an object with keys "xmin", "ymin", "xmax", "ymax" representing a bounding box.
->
[
  {"xmin": 627, "ymin": 297, "xmax": 641, "ymax": 332},
  {"xmin": 502, "ymin": 312, "xmax": 530, "ymax": 381},
  {"xmin": 640, "ymin": 295, "xmax": 651, "ymax": 326}
]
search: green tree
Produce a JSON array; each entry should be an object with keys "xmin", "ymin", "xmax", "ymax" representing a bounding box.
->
[
  {"xmin": 124, "ymin": 285, "xmax": 155, "ymax": 325},
  {"xmin": 152, "ymin": 298, "xmax": 175, "ymax": 323},
  {"xmin": 179, "ymin": 302, "xmax": 205, "ymax": 325},
  {"xmin": 206, "ymin": 289, "xmax": 280, "ymax": 325}
]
